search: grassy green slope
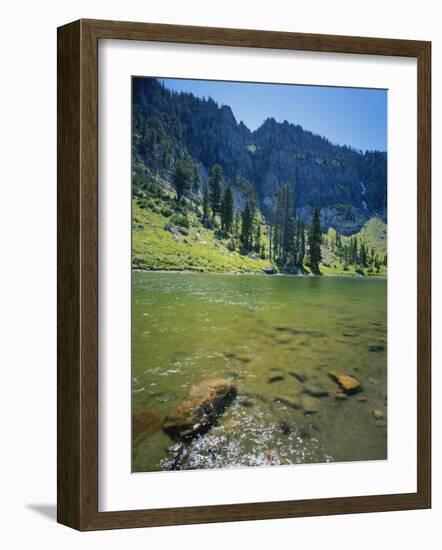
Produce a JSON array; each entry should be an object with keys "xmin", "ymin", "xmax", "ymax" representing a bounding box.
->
[
  {"xmin": 354, "ymin": 217, "xmax": 387, "ymax": 254},
  {"xmin": 321, "ymin": 217, "xmax": 387, "ymax": 277},
  {"xmin": 132, "ymin": 201, "xmax": 272, "ymax": 273},
  {"xmin": 131, "ymin": 166, "xmax": 387, "ymax": 278}
]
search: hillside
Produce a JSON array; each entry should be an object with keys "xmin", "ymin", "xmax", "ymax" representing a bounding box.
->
[
  {"xmin": 131, "ymin": 77, "xmax": 387, "ymax": 276},
  {"xmin": 132, "ymin": 202, "xmax": 272, "ymax": 273},
  {"xmin": 133, "ymin": 77, "xmax": 387, "ymax": 234},
  {"xmin": 132, "ymin": 178, "xmax": 387, "ymax": 276}
]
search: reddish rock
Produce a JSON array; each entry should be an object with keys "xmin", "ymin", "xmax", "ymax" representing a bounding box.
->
[
  {"xmin": 328, "ymin": 372, "xmax": 362, "ymax": 395},
  {"xmin": 163, "ymin": 379, "xmax": 237, "ymax": 440}
]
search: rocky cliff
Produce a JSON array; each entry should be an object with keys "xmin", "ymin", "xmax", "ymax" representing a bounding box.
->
[{"xmin": 132, "ymin": 77, "xmax": 387, "ymax": 234}]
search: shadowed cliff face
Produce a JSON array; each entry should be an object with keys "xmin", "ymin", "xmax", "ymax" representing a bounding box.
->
[{"xmin": 132, "ymin": 77, "xmax": 387, "ymax": 234}]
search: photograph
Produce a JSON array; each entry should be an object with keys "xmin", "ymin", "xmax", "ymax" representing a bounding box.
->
[{"xmin": 131, "ymin": 76, "xmax": 388, "ymax": 472}]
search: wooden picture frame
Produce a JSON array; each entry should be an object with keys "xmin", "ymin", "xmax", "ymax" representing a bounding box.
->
[{"xmin": 57, "ymin": 18, "xmax": 431, "ymax": 531}]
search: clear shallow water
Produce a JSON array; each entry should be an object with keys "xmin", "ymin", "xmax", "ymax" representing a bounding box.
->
[{"xmin": 132, "ymin": 272, "xmax": 387, "ymax": 472}]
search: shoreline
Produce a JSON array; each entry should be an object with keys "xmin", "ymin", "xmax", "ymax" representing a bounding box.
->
[{"xmin": 133, "ymin": 268, "xmax": 387, "ymax": 279}]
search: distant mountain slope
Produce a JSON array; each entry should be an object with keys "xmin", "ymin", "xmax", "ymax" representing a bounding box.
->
[{"xmin": 132, "ymin": 77, "xmax": 387, "ymax": 234}]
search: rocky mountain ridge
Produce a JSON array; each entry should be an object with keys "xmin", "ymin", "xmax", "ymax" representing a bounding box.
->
[{"xmin": 132, "ymin": 77, "xmax": 387, "ymax": 234}]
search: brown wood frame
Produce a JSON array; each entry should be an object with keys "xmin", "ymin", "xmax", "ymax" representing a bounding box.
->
[{"xmin": 57, "ymin": 18, "xmax": 431, "ymax": 531}]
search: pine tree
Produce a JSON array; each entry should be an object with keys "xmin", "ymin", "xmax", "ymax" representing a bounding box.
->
[
  {"xmin": 335, "ymin": 231, "xmax": 342, "ymax": 250},
  {"xmin": 240, "ymin": 201, "xmax": 253, "ymax": 250},
  {"xmin": 208, "ymin": 164, "xmax": 223, "ymax": 219},
  {"xmin": 272, "ymin": 183, "xmax": 296, "ymax": 265},
  {"xmin": 202, "ymin": 182, "xmax": 210, "ymax": 224},
  {"xmin": 298, "ymin": 218, "xmax": 306, "ymax": 267},
  {"xmin": 233, "ymin": 213, "xmax": 241, "ymax": 239},
  {"xmin": 282, "ymin": 187, "xmax": 295, "ymax": 263},
  {"xmin": 220, "ymin": 184, "xmax": 234, "ymax": 233},
  {"xmin": 255, "ymin": 223, "xmax": 262, "ymax": 253},
  {"xmin": 272, "ymin": 202, "xmax": 281, "ymax": 260},
  {"xmin": 307, "ymin": 206, "xmax": 322, "ymax": 274},
  {"xmin": 350, "ymin": 237, "xmax": 358, "ymax": 264},
  {"xmin": 172, "ymin": 158, "xmax": 196, "ymax": 202},
  {"xmin": 374, "ymin": 255, "xmax": 381, "ymax": 273},
  {"xmin": 360, "ymin": 242, "xmax": 367, "ymax": 266}
]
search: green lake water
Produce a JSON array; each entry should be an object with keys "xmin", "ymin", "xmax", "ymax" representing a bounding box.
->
[{"xmin": 132, "ymin": 272, "xmax": 387, "ymax": 472}]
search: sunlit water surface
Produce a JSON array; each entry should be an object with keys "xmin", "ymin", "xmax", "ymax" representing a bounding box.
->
[{"xmin": 132, "ymin": 272, "xmax": 387, "ymax": 472}]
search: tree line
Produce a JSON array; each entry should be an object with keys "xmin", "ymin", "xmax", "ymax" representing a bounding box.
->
[
  {"xmin": 269, "ymin": 183, "xmax": 322, "ymax": 274},
  {"xmin": 331, "ymin": 231, "xmax": 387, "ymax": 273},
  {"xmin": 171, "ymin": 159, "xmax": 324, "ymax": 273}
]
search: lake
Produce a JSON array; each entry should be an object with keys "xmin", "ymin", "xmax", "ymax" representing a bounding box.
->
[{"xmin": 132, "ymin": 272, "xmax": 387, "ymax": 472}]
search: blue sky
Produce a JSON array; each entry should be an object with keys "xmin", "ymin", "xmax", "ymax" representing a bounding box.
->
[{"xmin": 160, "ymin": 78, "xmax": 387, "ymax": 152}]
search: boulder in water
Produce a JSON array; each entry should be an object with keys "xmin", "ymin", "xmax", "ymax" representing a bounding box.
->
[
  {"xmin": 328, "ymin": 372, "xmax": 362, "ymax": 395},
  {"xmin": 163, "ymin": 379, "xmax": 237, "ymax": 440}
]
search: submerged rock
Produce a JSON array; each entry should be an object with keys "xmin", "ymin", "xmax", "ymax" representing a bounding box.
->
[
  {"xmin": 268, "ymin": 375, "xmax": 285, "ymax": 383},
  {"xmin": 328, "ymin": 372, "xmax": 362, "ymax": 395},
  {"xmin": 334, "ymin": 392, "xmax": 347, "ymax": 400},
  {"xmin": 368, "ymin": 344, "xmax": 385, "ymax": 352},
  {"xmin": 237, "ymin": 395, "xmax": 254, "ymax": 408},
  {"xmin": 264, "ymin": 449, "xmax": 288, "ymax": 465},
  {"xmin": 279, "ymin": 420, "xmax": 293, "ymax": 435},
  {"xmin": 237, "ymin": 355, "xmax": 252, "ymax": 363},
  {"xmin": 163, "ymin": 379, "xmax": 237, "ymax": 440},
  {"xmin": 303, "ymin": 385, "xmax": 329, "ymax": 398},
  {"xmin": 305, "ymin": 329, "xmax": 326, "ymax": 338},
  {"xmin": 133, "ymin": 410, "xmax": 162, "ymax": 445},
  {"xmin": 289, "ymin": 371, "xmax": 308, "ymax": 383},
  {"xmin": 273, "ymin": 395, "xmax": 302, "ymax": 409},
  {"xmin": 372, "ymin": 409, "xmax": 385, "ymax": 420},
  {"xmin": 301, "ymin": 396, "xmax": 320, "ymax": 415},
  {"xmin": 222, "ymin": 418, "xmax": 239, "ymax": 432},
  {"xmin": 274, "ymin": 336, "xmax": 291, "ymax": 344}
]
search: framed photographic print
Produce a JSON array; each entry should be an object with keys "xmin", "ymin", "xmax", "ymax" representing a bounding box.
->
[{"xmin": 57, "ymin": 19, "xmax": 431, "ymax": 530}]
